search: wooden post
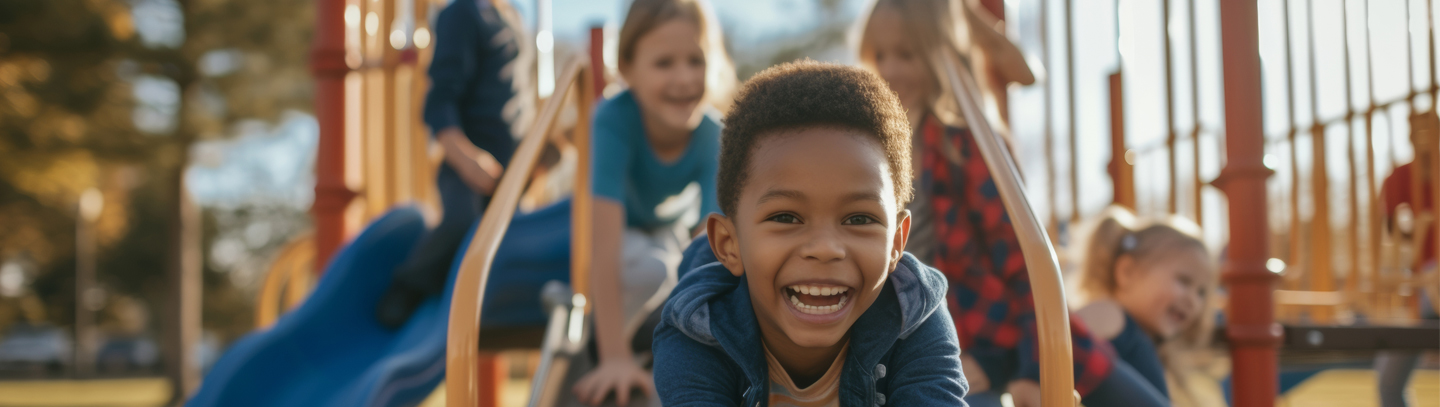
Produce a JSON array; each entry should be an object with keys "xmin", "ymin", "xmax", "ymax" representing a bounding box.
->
[
  {"xmin": 1110, "ymin": 71, "xmax": 1136, "ymax": 209},
  {"xmin": 311, "ymin": 0, "xmax": 356, "ymax": 271},
  {"xmin": 1341, "ymin": 3, "xmax": 1362, "ymax": 302},
  {"xmin": 74, "ymin": 192, "xmax": 98, "ymax": 379},
  {"xmin": 166, "ymin": 176, "xmax": 202, "ymax": 404},
  {"xmin": 1163, "ymin": 0, "xmax": 1179, "ymax": 215},
  {"xmin": 411, "ymin": 0, "xmax": 438, "ymax": 219},
  {"xmin": 1215, "ymin": 0, "xmax": 1281, "ymax": 406},
  {"xmin": 1309, "ymin": 123, "xmax": 1335, "ymax": 323},
  {"xmin": 1365, "ymin": 112, "xmax": 1379, "ymax": 308},
  {"xmin": 1190, "ymin": 0, "xmax": 1204, "ymax": 225},
  {"xmin": 1288, "ymin": 126, "xmax": 1302, "ymax": 294},
  {"xmin": 1041, "ymin": 0, "xmax": 1059, "ymax": 234},
  {"xmin": 393, "ymin": 53, "xmax": 416, "ymax": 206},
  {"xmin": 1306, "ymin": 0, "xmax": 1335, "ymax": 322},
  {"xmin": 1065, "ymin": 0, "xmax": 1080, "ymax": 222},
  {"xmin": 1361, "ymin": 0, "xmax": 1379, "ymax": 306},
  {"xmin": 1427, "ymin": 0, "xmax": 1439, "ymax": 282},
  {"xmin": 1282, "ymin": 0, "xmax": 1303, "ymax": 297},
  {"xmin": 361, "ymin": 0, "xmax": 396, "ymax": 218},
  {"xmin": 1396, "ymin": 0, "xmax": 1416, "ymax": 318},
  {"xmin": 392, "ymin": 0, "xmax": 416, "ymax": 207},
  {"xmin": 576, "ymin": 29, "xmax": 601, "ymax": 303}
]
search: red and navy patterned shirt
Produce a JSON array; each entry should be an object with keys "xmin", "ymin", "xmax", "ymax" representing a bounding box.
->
[{"xmin": 916, "ymin": 114, "xmax": 1115, "ymax": 396}]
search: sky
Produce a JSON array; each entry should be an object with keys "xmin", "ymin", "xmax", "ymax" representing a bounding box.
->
[{"xmin": 522, "ymin": 0, "xmax": 873, "ymax": 45}]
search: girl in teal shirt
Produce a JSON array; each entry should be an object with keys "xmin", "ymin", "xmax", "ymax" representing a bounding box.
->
[
  {"xmin": 572, "ymin": 0, "xmax": 735, "ymax": 405},
  {"xmin": 591, "ymin": 91, "xmax": 721, "ymax": 231}
]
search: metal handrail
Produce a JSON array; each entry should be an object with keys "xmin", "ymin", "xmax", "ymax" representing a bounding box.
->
[
  {"xmin": 445, "ymin": 56, "xmax": 593, "ymax": 406},
  {"xmin": 255, "ymin": 233, "xmax": 315, "ymax": 329},
  {"xmin": 938, "ymin": 52, "xmax": 1076, "ymax": 406}
]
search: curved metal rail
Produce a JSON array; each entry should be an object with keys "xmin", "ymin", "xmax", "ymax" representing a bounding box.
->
[
  {"xmin": 255, "ymin": 233, "xmax": 315, "ymax": 328},
  {"xmin": 937, "ymin": 52, "xmax": 1076, "ymax": 406},
  {"xmin": 445, "ymin": 56, "xmax": 593, "ymax": 406}
]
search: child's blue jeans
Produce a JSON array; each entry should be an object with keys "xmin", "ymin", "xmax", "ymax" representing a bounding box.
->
[
  {"xmin": 1375, "ymin": 289, "xmax": 1437, "ymax": 407},
  {"xmin": 391, "ymin": 164, "xmax": 485, "ymax": 295}
]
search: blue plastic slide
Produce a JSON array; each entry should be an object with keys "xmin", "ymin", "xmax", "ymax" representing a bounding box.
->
[{"xmin": 189, "ymin": 200, "xmax": 572, "ymax": 407}]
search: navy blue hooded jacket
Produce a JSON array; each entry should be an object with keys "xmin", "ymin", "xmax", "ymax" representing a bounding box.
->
[{"xmin": 654, "ymin": 236, "xmax": 969, "ymax": 407}]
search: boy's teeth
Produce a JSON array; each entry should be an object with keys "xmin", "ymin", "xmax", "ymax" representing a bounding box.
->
[
  {"xmin": 786, "ymin": 285, "xmax": 855, "ymax": 315},
  {"xmin": 794, "ymin": 302, "xmax": 842, "ymax": 315},
  {"xmin": 789, "ymin": 293, "xmax": 851, "ymax": 315},
  {"xmin": 788, "ymin": 285, "xmax": 849, "ymax": 296}
]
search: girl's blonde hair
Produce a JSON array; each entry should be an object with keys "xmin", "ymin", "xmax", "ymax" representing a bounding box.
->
[
  {"xmin": 1077, "ymin": 207, "xmax": 1210, "ymax": 301},
  {"xmin": 1074, "ymin": 206, "xmax": 1218, "ymax": 402},
  {"xmin": 617, "ymin": 0, "xmax": 737, "ymax": 112},
  {"xmin": 854, "ymin": 0, "xmax": 973, "ymax": 126},
  {"xmin": 487, "ymin": 0, "xmax": 536, "ymax": 139}
]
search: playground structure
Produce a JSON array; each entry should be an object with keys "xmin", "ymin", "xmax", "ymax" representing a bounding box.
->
[{"xmin": 212, "ymin": 0, "xmax": 1440, "ymax": 406}]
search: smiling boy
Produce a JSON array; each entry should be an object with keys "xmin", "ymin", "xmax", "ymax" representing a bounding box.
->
[{"xmin": 653, "ymin": 61, "xmax": 967, "ymax": 406}]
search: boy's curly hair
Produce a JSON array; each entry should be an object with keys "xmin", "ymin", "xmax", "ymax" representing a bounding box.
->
[{"xmin": 717, "ymin": 60, "xmax": 913, "ymax": 216}]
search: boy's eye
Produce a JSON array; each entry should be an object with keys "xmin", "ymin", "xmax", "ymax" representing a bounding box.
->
[
  {"xmin": 655, "ymin": 57, "xmax": 673, "ymax": 68},
  {"xmin": 842, "ymin": 215, "xmax": 879, "ymax": 225},
  {"xmin": 767, "ymin": 213, "xmax": 801, "ymax": 224}
]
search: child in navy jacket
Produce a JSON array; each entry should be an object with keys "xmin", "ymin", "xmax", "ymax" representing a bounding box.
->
[{"xmin": 652, "ymin": 61, "xmax": 968, "ymax": 406}]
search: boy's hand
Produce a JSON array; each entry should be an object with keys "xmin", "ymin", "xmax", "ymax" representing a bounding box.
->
[
  {"xmin": 960, "ymin": 354, "xmax": 990, "ymax": 392},
  {"xmin": 573, "ymin": 358, "xmax": 653, "ymax": 406},
  {"xmin": 1006, "ymin": 379, "xmax": 1041, "ymax": 407},
  {"xmin": 1005, "ymin": 379, "xmax": 1081, "ymax": 407}
]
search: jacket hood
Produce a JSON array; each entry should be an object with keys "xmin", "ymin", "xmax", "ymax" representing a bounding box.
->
[{"xmin": 663, "ymin": 235, "xmax": 950, "ymax": 348}]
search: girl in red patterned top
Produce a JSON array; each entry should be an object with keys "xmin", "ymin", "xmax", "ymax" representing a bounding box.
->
[{"xmin": 855, "ymin": 0, "xmax": 1169, "ymax": 406}]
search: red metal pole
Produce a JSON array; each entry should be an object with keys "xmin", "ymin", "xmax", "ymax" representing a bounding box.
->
[
  {"xmin": 311, "ymin": 0, "xmax": 356, "ymax": 272},
  {"xmin": 589, "ymin": 26, "xmax": 607, "ymax": 99},
  {"xmin": 1214, "ymin": 1, "xmax": 1281, "ymax": 406}
]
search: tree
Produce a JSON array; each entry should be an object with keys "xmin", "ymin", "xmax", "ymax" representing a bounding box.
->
[{"xmin": 0, "ymin": 0, "xmax": 316, "ymax": 396}]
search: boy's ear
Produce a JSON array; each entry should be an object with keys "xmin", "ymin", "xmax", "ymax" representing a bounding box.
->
[
  {"xmin": 706, "ymin": 213, "xmax": 745, "ymax": 277},
  {"xmin": 889, "ymin": 209, "xmax": 912, "ymax": 271}
]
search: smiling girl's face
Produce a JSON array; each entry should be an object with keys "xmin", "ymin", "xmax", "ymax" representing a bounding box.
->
[
  {"xmin": 1114, "ymin": 248, "xmax": 1211, "ymax": 338},
  {"xmin": 709, "ymin": 127, "xmax": 910, "ymax": 352},
  {"xmin": 621, "ymin": 18, "xmax": 709, "ymax": 139},
  {"xmin": 861, "ymin": 5, "xmax": 937, "ymax": 124}
]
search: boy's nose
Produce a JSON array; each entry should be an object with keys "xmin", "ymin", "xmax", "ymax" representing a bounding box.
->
[{"xmin": 798, "ymin": 227, "xmax": 846, "ymax": 262}]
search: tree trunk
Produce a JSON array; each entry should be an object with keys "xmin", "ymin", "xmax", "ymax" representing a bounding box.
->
[{"xmin": 163, "ymin": 163, "xmax": 202, "ymax": 406}]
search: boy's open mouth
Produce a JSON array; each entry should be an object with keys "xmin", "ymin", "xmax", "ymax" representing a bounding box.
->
[{"xmin": 785, "ymin": 284, "xmax": 851, "ymax": 315}]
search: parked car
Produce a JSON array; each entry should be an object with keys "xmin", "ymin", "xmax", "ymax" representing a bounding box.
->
[{"xmin": 0, "ymin": 323, "xmax": 70, "ymax": 375}]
